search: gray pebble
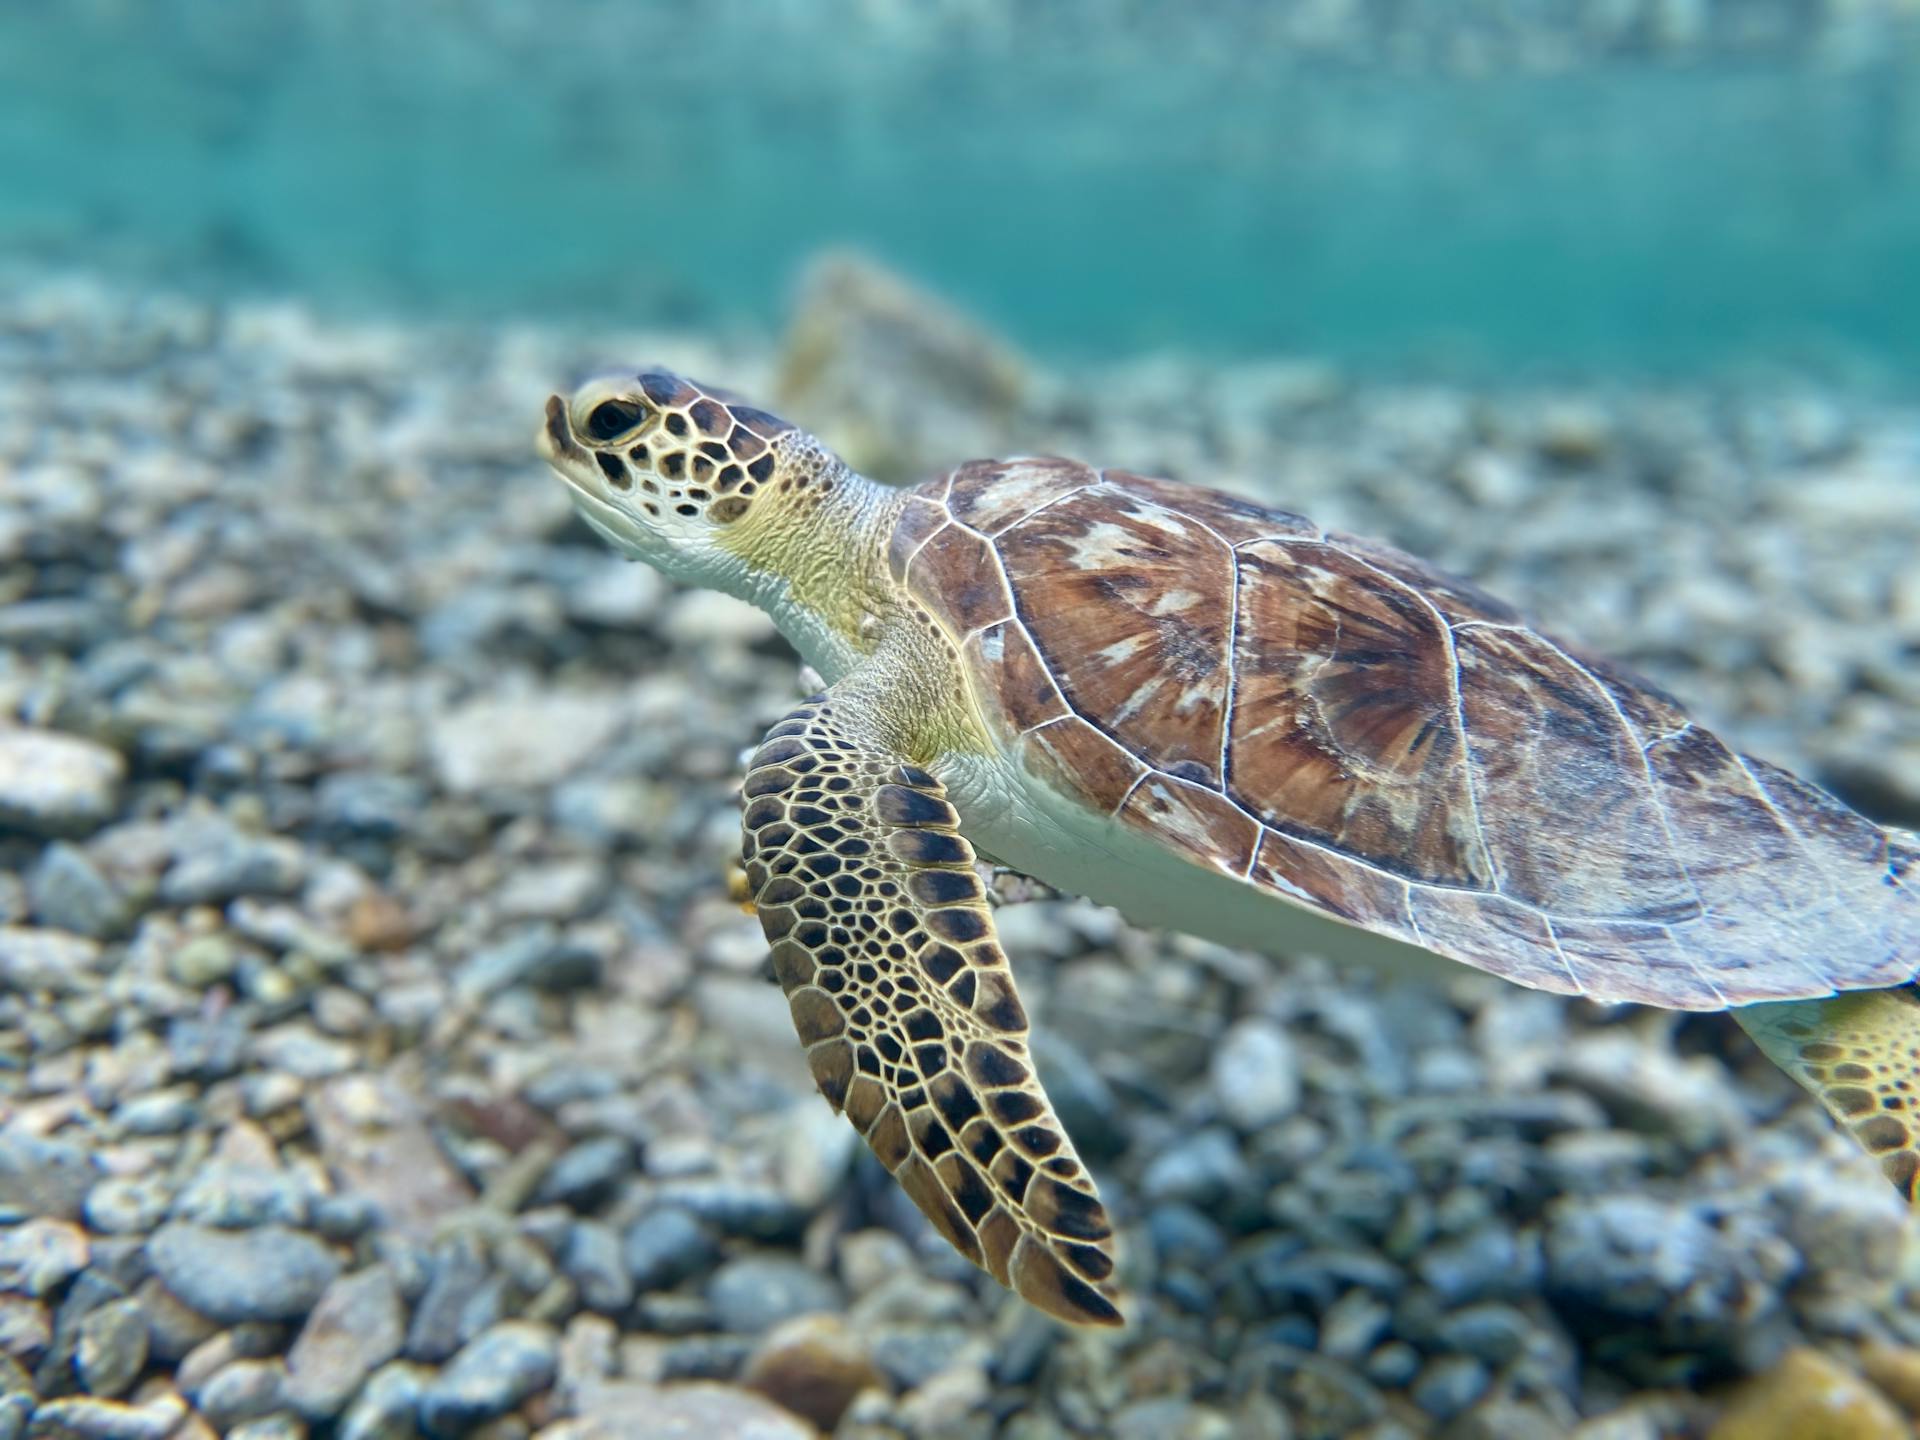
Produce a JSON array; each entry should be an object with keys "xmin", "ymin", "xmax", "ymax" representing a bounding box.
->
[
  {"xmin": 226, "ymin": 1417, "xmax": 307, "ymax": 1440},
  {"xmin": 145, "ymin": 1224, "xmax": 340, "ymax": 1325},
  {"xmin": 1139, "ymin": 1127, "xmax": 1252, "ymax": 1208},
  {"xmin": 159, "ymin": 831, "xmax": 306, "ymax": 906},
  {"xmin": 561, "ymin": 1222, "xmax": 633, "ymax": 1315},
  {"xmin": 1365, "ymin": 1341, "xmax": 1421, "ymax": 1387},
  {"xmin": 1412, "ymin": 1354, "xmax": 1490, "ymax": 1422},
  {"xmin": 113, "ymin": 1091, "xmax": 198, "ymax": 1137},
  {"xmin": 195, "ymin": 1358, "xmax": 288, "ymax": 1429},
  {"xmin": 314, "ymin": 773, "xmax": 425, "ymax": 839},
  {"xmin": 456, "ymin": 929, "xmax": 602, "ymax": 1000},
  {"xmin": 24, "ymin": 1393, "xmax": 183, "ymax": 1440},
  {"xmin": 284, "ymin": 1266, "xmax": 405, "ymax": 1419},
  {"xmin": 1210, "ymin": 1017, "xmax": 1301, "ymax": 1131},
  {"xmin": 707, "ymin": 1255, "xmax": 844, "ymax": 1335},
  {"xmin": 0, "ymin": 1220, "xmax": 89, "ymax": 1297},
  {"xmin": 1436, "ymin": 1302, "xmax": 1532, "ymax": 1365},
  {"xmin": 648, "ymin": 1180, "xmax": 809, "ymax": 1242},
  {"xmin": 336, "ymin": 1362, "xmax": 429, "ymax": 1440},
  {"xmin": 534, "ymin": 1137, "xmax": 633, "ymax": 1209},
  {"xmin": 27, "ymin": 845, "xmax": 130, "ymax": 940},
  {"xmin": 75, "ymin": 1299, "xmax": 148, "ymax": 1398},
  {"xmin": 0, "ymin": 928, "xmax": 102, "ymax": 995},
  {"xmin": 171, "ymin": 1165, "xmax": 311, "ymax": 1230},
  {"xmin": 416, "ymin": 1321, "xmax": 557, "ymax": 1437},
  {"xmin": 1318, "ymin": 1289, "xmax": 1392, "ymax": 1363},
  {"xmin": 623, "ymin": 1208, "xmax": 718, "ymax": 1291},
  {"xmin": 405, "ymin": 1235, "xmax": 492, "ymax": 1364},
  {"xmin": 0, "ymin": 729, "xmax": 124, "ymax": 839},
  {"xmin": 1417, "ymin": 1226, "xmax": 1535, "ymax": 1305},
  {"xmin": 0, "ymin": 1138, "xmax": 96, "ymax": 1224}
]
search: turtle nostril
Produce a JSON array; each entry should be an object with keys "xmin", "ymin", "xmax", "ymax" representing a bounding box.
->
[{"xmin": 594, "ymin": 452, "xmax": 633, "ymax": 491}]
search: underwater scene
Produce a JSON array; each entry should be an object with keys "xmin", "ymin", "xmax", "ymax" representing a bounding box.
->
[{"xmin": 3, "ymin": 2, "xmax": 1920, "ymax": 1437}]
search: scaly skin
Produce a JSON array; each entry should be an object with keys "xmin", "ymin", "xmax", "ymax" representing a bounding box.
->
[{"xmin": 540, "ymin": 366, "xmax": 1920, "ymax": 1324}]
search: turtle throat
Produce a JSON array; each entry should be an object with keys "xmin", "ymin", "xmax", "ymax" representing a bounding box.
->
[{"xmin": 716, "ymin": 458, "xmax": 906, "ymax": 686}]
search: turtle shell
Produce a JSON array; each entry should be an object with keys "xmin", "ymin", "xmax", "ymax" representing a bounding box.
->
[{"xmin": 890, "ymin": 458, "xmax": 1919, "ymax": 1010}]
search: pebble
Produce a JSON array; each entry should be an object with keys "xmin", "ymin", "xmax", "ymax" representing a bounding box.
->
[
  {"xmin": 194, "ymin": 1359, "xmax": 288, "ymax": 1429},
  {"xmin": 336, "ymin": 1362, "xmax": 428, "ymax": 1440},
  {"xmin": 0, "ymin": 927, "xmax": 102, "ymax": 995},
  {"xmin": 145, "ymin": 1224, "xmax": 341, "ymax": 1325},
  {"xmin": 26, "ymin": 845, "xmax": 129, "ymax": 939},
  {"xmin": 24, "ymin": 1394, "xmax": 185, "ymax": 1440},
  {"xmin": 1708, "ymin": 1347, "xmax": 1906, "ymax": 1440},
  {"xmin": 158, "ymin": 831, "xmax": 306, "ymax": 906},
  {"xmin": 0, "ymin": 729, "xmax": 124, "ymax": 838},
  {"xmin": 74, "ymin": 1298, "xmax": 148, "ymax": 1398},
  {"xmin": 430, "ymin": 693, "xmax": 626, "ymax": 794},
  {"xmin": 741, "ymin": 1314, "xmax": 882, "ymax": 1431},
  {"xmin": 283, "ymin": 1266, "xmax": 405, "ymax": 1418},
  {"xmin": 534, "ymin": 1137, "xmax": 633, "ymax": 1208},
  {"xmin": 0, "ymin": 1221, "xmax": 90, "ymax": 1297},
  {"xmin": 623, "ymin": 1209, "xmax": 719, "ymax": 1293},
  {"xmin": 416, "ymin": 1321, "xmax": 558, "ymax": 1436},
  {"xmin": 3, "ymin": 263, "xmax": 1919, "ymax": 1440},
  {"xmin": 1412, "ymin": 1354, "xmax": 1491, "ymax": 1422},
  {"xmin": 562, "ymin": 1222, "xmax": 633, "ymax": 1316},
  {"xmin": 1139, "ymin": 1128, "xmax": 1251, "ymax": 1208},
  {"xmin": 1210, "ymin": 1017, "xmax": 1301, "ymax": 1131},
  {"xmin": 707, "ymin": 1256, "xmax": 845, "ymax": 1335},
  {"xmin": 567, "ymin": 1380, "xmax": 815, "ymax": 1440}
]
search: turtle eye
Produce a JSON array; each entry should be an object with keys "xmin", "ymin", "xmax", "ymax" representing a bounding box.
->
[{"xmin": 585, "ymin": 398, "xmax": 647, "ymax": 442}]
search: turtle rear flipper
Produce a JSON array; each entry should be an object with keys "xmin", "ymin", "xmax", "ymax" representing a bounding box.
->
[
  {"xmin": 742, "ymin": 693, "xmax": 1123, "ymax": 1326},
  {"xmin": 1738, "ymin": 986, "xmax": 1920, "ymax": 1200}
]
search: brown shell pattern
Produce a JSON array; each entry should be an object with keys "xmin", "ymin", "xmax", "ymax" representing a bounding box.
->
[{"xmin": 896, "ymin": 460, "xmax": 1919, "ymax": 1010}]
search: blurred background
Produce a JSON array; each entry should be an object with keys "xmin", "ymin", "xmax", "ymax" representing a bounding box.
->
[
  {"xmin": 4, "ymin": 0, "xmax": 1919, "ymax": 376},
  {"xmin": 3, "ymin": 5, "xmax": 1920, "ymax": 1440}
]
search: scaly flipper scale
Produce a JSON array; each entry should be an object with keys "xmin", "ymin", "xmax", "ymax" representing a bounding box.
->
[{"xmin": 742, "ymin": 694, "xmax": 1122, "ymax": 1326}]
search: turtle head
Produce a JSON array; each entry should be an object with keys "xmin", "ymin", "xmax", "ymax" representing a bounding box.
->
[{"xmin": 538, "ymin": 368, "xmax": 851, "ymax": 581}]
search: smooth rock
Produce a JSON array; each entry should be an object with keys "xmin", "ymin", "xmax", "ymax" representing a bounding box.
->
[
  {"xmin": 741, "ymin": 1313, "xmax": 882, "ymax": 1431},
  {"xmin": 336, "ymin": 1361, "xmax": 428, "ymax": 1440},
  {"xmin": 1412, "ymin": 1354, "xmax": 1490, "ymax": 1422},
  {"xmin": 27, "ymin": 845, "xmax": 131, "ymax": 939},
  {"xmin": 1707, "ymin": 1347, "xmax": 1905, "ymax": 1440},
  {"xmin": 1210, "ymin": 1017, "xmax": 1301, "ymax": 1131},
  {"xmin": 284, "ymin": 1266, "xmax": 405, "ymax": 1418},
  {"xmin": 565, "ymin": 1380, "xmax": 814, "ymax": 1440},
  {"xmin": 194, "ymin": 1359, "xmax": 288, "ymax": 1429},
  {"xmin": 416, "ymin": 1322, "xmax": 558, "ymax": 1437},
  {"xmin": 1858, "ymin": 1342, "xmax": 1920, "ymax": 1416},
  {"xmin": 430, "ymin": 693, "xmax": 625, "ymax": 795},
  {"xmin": 159, "ymin": 832, "xmax": 306, "ymax": 906},
  {"xmin": 74, "ymin": 1298, "xmax": 148, "ymax": 1398},
  {"xmin": 0, "ymin": 1221, "xmax": 89, "ymax": 1297},
  {"xmin": 0, "ymin": 928, "xmax": 102, "ymax": 995},
  {"xmin": 25, "ymin": 1393, "xmax": 184, "ymax": 1440},
  {"xmin": 0, "ymin": 729, "xmax": 123, "ymax": 838},
  {"xmin": 623, "ymin": 1209, "xmax": 718, "ymax": 1293},
  {"xmin": 707, "ymin": 1256, "xmax": 844, "ymax": 1336},
  {"xmin": 0, "ymin": 1136, "xmax": 94, "ymax": 1223},
  {"xmin": 561, "ymin": 1223, "xmax": 633, "ymax": 1316},
  {"xmin": 146, "ymin": 1224, "xmax": 340, "ymax": 1325}
]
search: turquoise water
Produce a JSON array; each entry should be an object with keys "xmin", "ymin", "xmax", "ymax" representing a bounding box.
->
[{"xmin": 2, "ymin": 2, "xmax": 1917, "ymax": 376}]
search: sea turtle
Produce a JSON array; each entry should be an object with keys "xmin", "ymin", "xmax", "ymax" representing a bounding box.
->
[{"xmin": 537, "ymin": 370, "xmax": 1919, "ymax": 1327}]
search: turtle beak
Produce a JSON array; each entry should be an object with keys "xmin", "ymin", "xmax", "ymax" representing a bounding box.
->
[
  {"xmin": 536, "ymin": 395, "xmax": 610, "ymax": 506},
  {"xmin": 538, "ymin": 394, "xmax": 586, "ymax": 469},
  {"xmin": 537, "ymin": 394, "xmax": 646, "ymax": 552}
]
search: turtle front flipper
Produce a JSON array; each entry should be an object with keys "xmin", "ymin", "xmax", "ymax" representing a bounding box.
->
[{"xmin": 742, "ymin": 694, "xmax": 1123, "ymax": 1326}]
